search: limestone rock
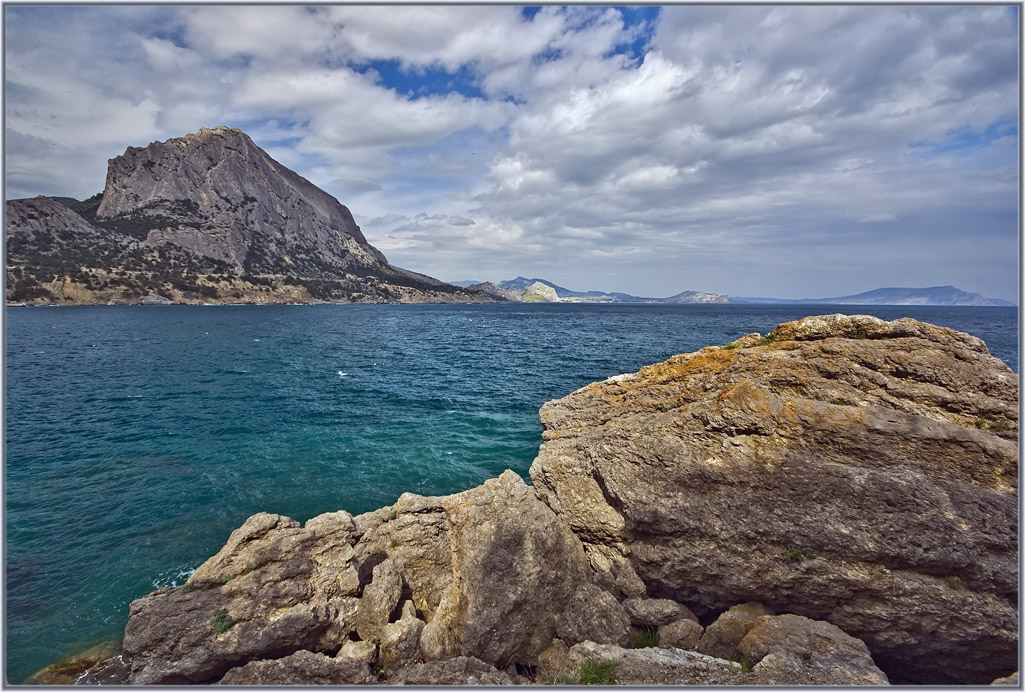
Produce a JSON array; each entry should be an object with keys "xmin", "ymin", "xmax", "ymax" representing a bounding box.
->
[
  {"xmin": 377, "ymin": 612, "xmax": 426, "ymax": 672},
  {"xmin": 354, "ymin": 559, "xmax": 403, "ymax": 642},
  {"xmin": 337, "ymin": 639, "xmax": 377, "ymax": 664},
  {"xmin": 530, "ymin": 315, "xmax": 1017, "ymax": 684},
  {"xmin": 740, "ymin": 614, "xmax": 889, "ymax": 685},
  {"xmin": 215, "ymin": 650, "xmax": 377, "ymax": 685},
  {"xmin": 121, "ymin": 470, "xmax": 629, "ymax": 681},
  {"xmin": 663, "ymin": 290, "xmax": 729, "ymax": 304},
  {"xmin": 390, "ymin": 656, "xmax": 516, "ymax": 685},
  {"xmin": 123, "ymin": 512, "xmax": 361, "ymax": 684},
  {"xmin": 992, "ymin": 671, "xmax": 1020, "ymax": 685},
  {"xmin": 565, "ymin": 640, "xmax": 744, "ymax": 685},
  {"xmin": 358, "ymin": 471, "xmax": 631, "ymax": 666},
  {"xmin": 537, "ymin": 638, "xmax": 570, "ymax": 674},
  {"xmin": 696, "ymin": 602, "xmax": 774, "ymax": 661},
  {"xmin": 657, "ymin": 618, "xmax": 703, "ymax": 650},
  {"xmin": 465, "ymin": 281, "xmax": 520, "ymax": 302},
  {"xmin": 96, "ymin": 126, "xmax": 387, "ymax": 273},
  {"xmin": 520, "ymin": 281, "xmax": 560, "ymax": 302},
  {"xmin": 622, "ymin": 597, "xmax": 697, "ymax": 627}
]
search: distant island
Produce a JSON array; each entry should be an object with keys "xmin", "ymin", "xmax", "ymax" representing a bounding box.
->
[
  {"xmin": 3, "ymin": 126, "xmax": 1013, "ymax": 308},
  {"xmin": 453, "ymin": 277, "xmax": 1015, "ymax": 307}
]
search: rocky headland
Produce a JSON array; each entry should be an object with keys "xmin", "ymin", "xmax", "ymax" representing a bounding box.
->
[
  {"xmin": 5, "ymin": 127, "xmax": 494, "ymax": 306},
  {"xmin": 34, "ymin": 314, "xmax": 1017, "ymax": 686}
]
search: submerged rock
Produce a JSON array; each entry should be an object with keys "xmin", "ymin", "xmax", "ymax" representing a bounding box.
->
[
  {"xmin": 23, "ymin": 641, "xmax": 129, "ymax": 685},
  {"xmin": 530, "ymin": 314, "xmax": 1017, "ymax": 684}
]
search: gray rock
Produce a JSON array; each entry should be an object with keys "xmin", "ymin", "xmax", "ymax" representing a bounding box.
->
[
  {"xmin": 696, "ymin": 602, "xmax": 774, "ymax": 661},
  {"xmin": 622, "ymin": 597, "xmax": 697, "ymax": 627},
  {"xmin": 658, "ymin": 618, "xmax": 703, "ymax": 651},
  {"xmin": 530, "ymin": 315, "xmax": 1018, "ymax": 684},
  {"xmin": 337, "ymin": 639, "xmax": 376, "ymax": 664},
  {"xmin": 992, "ymin": 671, "xmax": 1020, "ymax": 685},
  {"xmin": 520, "ymin": 281, "xmax": 560, "ymax": 302},
  {"xmin": 390, "ymin": 656, "xmax": 516, "ymax": 685},
  {"xmin": 740, "ymin": 614, "xmax": 889, "ymax": 685},
  {"xmin": 216, "ymin": 650, "xmax": 377, "ymax": 685},
  {"xmin": 377, "ymin": 614, "xmax": 426, "ymax": 672},
  {"xmin": 435, "ymin": 471, "xmax": 631, "ymax": 665},
  {"xmin": 123, "ymin": 512, "xmax": 360, "ymax": 684},
  {"xmin": 537, "ymin": 638, "xmax": 570, "ymax": 675},
  {"xmin": 96, "ymin": 127, "xmax": 387, "ymax": 274},
  {"xmin": 565, "ymin": 641, "xmax": 744, "ymax": 685},
  {"xmin": 354, "ymin": 559, "xmax": 403, "ymax": 642}
]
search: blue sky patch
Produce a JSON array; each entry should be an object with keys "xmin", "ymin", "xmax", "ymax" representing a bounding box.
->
[
  {"xmin": 356, "ymin": 59, "xmax": 485, "ymax": 100},
  {"xmin": 910, "ymin": 116, "xmax": 1018, "ymax": 156},
  {"xmin": 613, "ymin": 6, "xmax": 659, "ymax": 61}
]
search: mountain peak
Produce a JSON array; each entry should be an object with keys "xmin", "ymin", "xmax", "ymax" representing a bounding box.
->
[{"xmin": 6, "ymin": 127, "xmax": 491, "ymax": 305}]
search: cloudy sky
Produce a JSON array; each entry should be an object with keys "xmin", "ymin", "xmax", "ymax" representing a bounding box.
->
[{"xmin": 4, "ymin": 5, "xmax": 1019, "ymax": 300}]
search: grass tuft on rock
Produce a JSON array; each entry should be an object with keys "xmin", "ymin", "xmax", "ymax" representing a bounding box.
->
[
  {"xmin": 578, "ymin": 659, "xmax": 618, "ymax": 685},
  {"xmin": 632, "ymin": 626, "xmax": 658, "ymax": 648},
  {"xmin": 209, "ymin": 608, "xmax": 236, "ymax": 635}
]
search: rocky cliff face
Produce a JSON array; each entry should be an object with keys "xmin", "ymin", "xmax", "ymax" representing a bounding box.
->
[
  {"xmin": 6, "ymin": 127, "xmax": 489, "ymax": 305},
  {"xmin": 49, "ymin": 315, "xmax": 1017, "ymax": 685},
  {"xmin": 521, "ymin": 281, "xmax": 560, "ymax": 302},
  {"xmin": 95, "ymin": 126, "xmax": 386, "ymax": 276},
  {"xmin": 530, "ymin": 313, "xmax": 1017, "ymax": 684}
]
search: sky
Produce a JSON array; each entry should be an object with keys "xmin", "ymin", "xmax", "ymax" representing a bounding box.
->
[{"xmin": 4, "ymin": 4, "xmax": 1020, "ymax": 301}]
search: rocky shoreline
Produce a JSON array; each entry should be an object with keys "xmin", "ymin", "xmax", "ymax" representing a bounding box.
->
[{"xmin": 28, "ymin": 314, "xmax": 1018, "ymax": 686}]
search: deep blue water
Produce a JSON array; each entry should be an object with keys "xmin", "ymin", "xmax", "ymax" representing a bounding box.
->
[{"xmin": 4, "ymin": 303, "xmax": 1018, "ymax": 682}]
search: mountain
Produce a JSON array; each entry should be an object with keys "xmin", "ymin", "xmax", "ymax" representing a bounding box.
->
[
  {"xmin": 731, "ymin": 286, "xmax": 1014, "ymax": 307},
  {"xmin": 5, "ymin": 126, "xmax": 492, "ymax": 305},
  {"xmin": 498, "ymin": 276, "xmax": 572, "ymax": 295},
  {"xmin": 663, "ymin": 290, "xmax": 729, "ymax": 304},
  {"xmin": 496, "ymin": 277, "xmax": 660, "ymax": 302}
]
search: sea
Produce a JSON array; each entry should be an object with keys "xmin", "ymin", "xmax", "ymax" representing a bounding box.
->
[{"xmin": 4, "ymin": 302, "xmax": 1019, "ymax": 682}]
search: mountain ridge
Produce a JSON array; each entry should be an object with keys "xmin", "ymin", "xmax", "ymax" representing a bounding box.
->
[
  {"xmin": 461, "ymin": 278, "xmax": 1013, "ymax": 306},
  {"xmin": 5, "ymin": 126, "xmax": 492, "ymax": 305}
]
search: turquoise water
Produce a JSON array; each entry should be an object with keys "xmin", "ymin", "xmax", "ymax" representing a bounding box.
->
[{"xmin": 4, "ymin": 303, "xmax": 1018, "ymax": 682}]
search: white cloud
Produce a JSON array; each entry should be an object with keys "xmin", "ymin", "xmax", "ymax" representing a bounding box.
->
[{"xmin": 857, "ymin": 214, "xmax": 899, "ymax": 225}]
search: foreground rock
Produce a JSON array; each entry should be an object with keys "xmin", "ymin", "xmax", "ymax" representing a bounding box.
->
[
  {"xmin": 216, "ymin": 651, "xmax": 376, "ymax": 685},
  {"xmin": 121, "ymin": 471, "xmax": 629, "ymax": 684},
  {"xmin": 530, "ymin": 314, "xmax": 1018, "ymax": 684}
]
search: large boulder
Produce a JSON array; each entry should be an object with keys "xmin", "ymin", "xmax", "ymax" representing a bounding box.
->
[
  {"xmin": 530, "ymin": 314, "xmax": 1017, "ymax": 684},
  {"xmin": 740, "ymin": 614, "xmax": 889, "ymax": 685},
  {"xmin": 564, "ymin": 641, "xmax": 745, "ymax": 685},
  {"xmin": 697, "ymin": 602, "xmax": 774, "ymax": 661},
  {"xmin": 215, "ymin": 650, "xmax": 377, "ymax": 685},
  {"xmin": 414, "ymin": 470, "xmax": 631, "ymax": 664},
  {"xmin": 390, "ymin": 656, "xmax": 518, "ymax": 685}
]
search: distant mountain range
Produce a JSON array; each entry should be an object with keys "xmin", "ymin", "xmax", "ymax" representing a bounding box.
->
[
  {"xmin": 453, "ymin": 278, "xmax": 1014, "ymax": 307},
  {"xmin": 731, "ymin": 286, "xmax": 1015, "ymax": 307}
]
